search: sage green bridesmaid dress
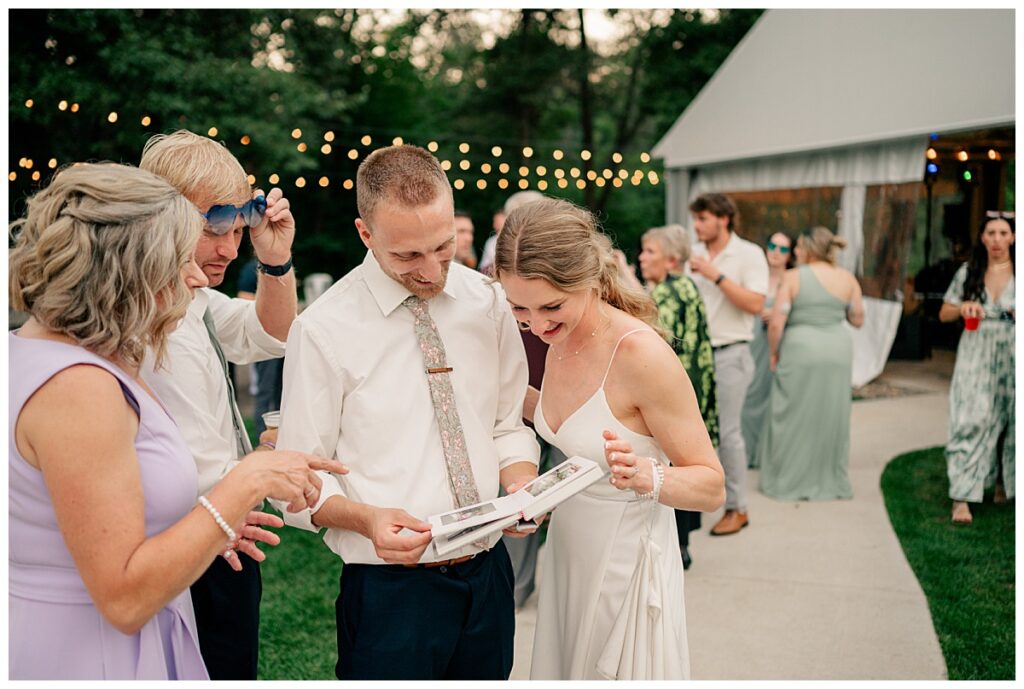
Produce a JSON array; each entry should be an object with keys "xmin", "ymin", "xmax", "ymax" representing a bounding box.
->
[{"xmin": 758, "ymin": 266, "xmax": 853, "ymax": 501}]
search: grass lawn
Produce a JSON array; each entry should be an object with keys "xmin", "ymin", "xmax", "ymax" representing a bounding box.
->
[{"xmin": 880, "ymin": 446, "xmax": 1015, "ymax": 680}]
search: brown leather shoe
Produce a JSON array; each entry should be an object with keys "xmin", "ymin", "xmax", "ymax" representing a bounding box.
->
[{"xmin": 710, "ymin": 510, "xmax": 749, "ymax": 536}]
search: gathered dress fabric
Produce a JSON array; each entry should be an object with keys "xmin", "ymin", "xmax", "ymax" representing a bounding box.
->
[
  {"xmin": 741, "ymin": 295, "xmax": 773, "ymax": 468},
  {"xmin": 942, "ymin": 264, "xmax": 1015, "ymax": 502},
  {"xmin": 8, "ymin": 333, "xmax": 208, "ymax": 680},
  {"xmin": 530, "ymin": 330, "xmax": 689, "ymax": 680},
  {"xmin": 757, "ymin": 267, "xmax": 853, "ymax": 501}
]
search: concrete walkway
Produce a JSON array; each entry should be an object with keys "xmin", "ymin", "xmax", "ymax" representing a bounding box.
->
[{"xmin": 511, "ymin": 355, "xmax": 953, "ymax": 680}]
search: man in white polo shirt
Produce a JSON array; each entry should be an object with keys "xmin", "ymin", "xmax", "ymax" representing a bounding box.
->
[{"xmin": 687, "ymin": 193, "xmax": 769, "ymax": 536}]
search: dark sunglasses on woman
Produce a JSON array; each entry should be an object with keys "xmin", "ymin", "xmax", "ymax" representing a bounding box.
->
[
  {"xmin": 766, "ymin": 240, "xmax": 790, "ymax": 254},
  {"xmin": 203, "ymin": 195, "xmax": 267, "ymax": 235}
]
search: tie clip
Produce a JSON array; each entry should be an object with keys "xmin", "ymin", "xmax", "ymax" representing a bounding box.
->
[{"xmin": 427, "ymin": 367, "xmax": 453, "ymax": 374}]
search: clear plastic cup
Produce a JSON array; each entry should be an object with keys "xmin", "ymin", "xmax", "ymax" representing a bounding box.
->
[{"xmin": 261, "ymin": 410, "xmax": 281, "ymax": 429}]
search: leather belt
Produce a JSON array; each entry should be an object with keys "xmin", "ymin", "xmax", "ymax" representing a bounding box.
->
[
  {"xmin": 403, "ymin": 553, "xmax": 476, "ymax": 569},
  {"xmin": 712, "ymin": 340, "xmax": 746, "ymax": 351}
]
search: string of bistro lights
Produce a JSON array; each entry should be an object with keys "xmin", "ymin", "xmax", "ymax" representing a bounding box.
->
[{"xmin": 11, "ymin": 98, "xmax": 659, "ymax": 192}]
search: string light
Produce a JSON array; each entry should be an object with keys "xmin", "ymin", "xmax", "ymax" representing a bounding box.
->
[
  {"xmin": 481, "ymin": 163, "xmax": 492, "ymax": 173},
  {"xmin": 268, "ymin": 173, "xmax": 280, "ymax": 184},
  {"xmin": 553, "ymin": 149, "xmax": 564, "ymax": 160},
  {"xmin": 557, "ymin": 179, "xmax": 568, "ymax": 189},
  {"xmin": 141, "ymin": 115, "xmax": 152, "ymax": 126},
  {"xmin": 297, "ymin": 142, "xmax": 307, "ymax": 152},
  {"xmin": 58, "ymin": 100, "xmax": 68, "ymax": 111},
  {"xmin": 427, "ymin": 141, "xmax": 439, "ymax": 152},
  {"xmin": 581, "ymin": 150, "xmax": 591, "ymax": 161},
  {"xmin": 392, "ymin": 136, "xmax": 404, "ymax": 146},
  {"xmin": 554, "ymin": 169, "xmax": 565, "ymax": 179},
  {"xmin": 9, "ymin": 172, "xmax": 17, "ymax": 181},
  {"xmin": 321, "ymin": 144, "xmax": 332, "ymax": 155},
  {"xmin": 518, "ymin": 179, "xmax": 529, "ymax": 189},
  {"xmin": 32, "ymin": 171, "xmax": 41, "ymax": 181},
  {"xmin": 246, "ymin": 174, "xmax": 256, "ymax": 185},
  {"xmin": 523, "ymin": 146, "xmax": 534, "ymax": 158},
  {"xmin": 343, "ymin": 179, "xmax": 354, "ymax": 190},
  {"xmin": 491, "ymin": 146, "xmax": 502, "ymax": 157},
  {"xmin": 348, "ymin": 149, "xmax": 358, "ymax": 160},
  {"xmin": 24, "ymin": 99, "xmax": 33, "ymax": 108},
  {"xmin": 291, "ymin": 128, "xmax": 302, "ymax": 139},
  {"xmin": 640, "ymin": 152, "xmax": 651, "ymax": 163},
  {"xmin": 441, "ymin": 160, "xmax": 452, "ymax": 171},
  {"xmin": 926, "ymin": 147, "xmax": 937, "ymax": 160},
  {"xmin": 575, "ymin": 179, "xmax": 585, "ymax": 190},
  {"xmin": 988, "ymin": 149, "xmax": 1001, "ymax": 160},
  {"xmin": 107, "ymin": 112, "xmax": 118, "ymax": 123},
  {"xmin": 240, "ymin": 135, "xmax": 251, "ymax": 145},
  {"xmin": 602, "ymin": 168, "xmax": 613, "ymax": 179},
  {"xmin": 586, "ymin": 170, "xmax": 597, "ymax": 181},
  {"xmin": 208, "ymin": 127, "xmax": 218, "ymax": 137},
  {"xmin": 537, "ymin": 180, "xmax": 548, "ymax": 190},
  {"xmin": 454, "ymin": 179, "xmax": 465, "ymax": 190},
  {"xmin": 48, "ymin": 158, "xmax": 57, "ymax": 168},
  {"xmin": 459, "ymin": 142, "xmax": 470, "ymax": 154},
  {"xmin": 459, "ymin": 160, "xmax": 470, "ymax": 170},
  {"xmin": 498, "ymin": 179, "xmax": 509, "ymax": 189},
  {"xmin": 569, "ymin": 167, "xmax": 580, "ymax": 178},
  {"xmin": 648, "ymin": 171, "xmax": 660, "ymax": 185},
  {"xmin": 956, "ymin": 150, "xmax": 968, "ymax": 162},
  {"xmin": 518, "ymin": 166, "xmax": 529, "ymax": 176},
  {"xmin": 70, "ymin": 103, "xmax": 79, "ymax": 112},
  {"xmin": 324, "ymin": 131, "xmax": 335, "ymax": 142},
  {"xmin": 613, "ymin": 178, "xmax": 623, "ymax": 187},
  {"xmin": 361, "ymin": 135, "xmax": 372, "ymax": 146},
  {"xmin": 595, "ymin": 177, "xmax": 605, "ymax": 187},
  {"xmin": 498, "ymin": 162, "xmax": 510, "ymax": 174},
  {"xmin": 23, "ymin": 159, "xmax": 33, "ymax": 169},
  {"xmin": 295, "ymin": 177, "xmax": 306, "ymax": 188},
  {"xmin": 476, "ymin": 179, "xmax": 487, "ymax": 190},
  {"xmin": 536, "ymin": 165, "xmax": 547, "ymax": 176},
  {"xmin": 319, "ymin": 176, "xmax": 330, "ymax": 187},
  {"xmin": 631, "ymin": 176, "xmax": 642, "ymax": 186},
  {"xmin": 612, "ymin": 152, "xmax": 623, "ymax": 164},
  {"xmin": 618, "ymin": 169, "xmax": 628, "ymax": 179}
]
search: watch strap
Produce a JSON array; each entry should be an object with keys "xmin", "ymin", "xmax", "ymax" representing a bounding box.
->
[{"xmin": 256, "ymin": 257, "xmax": 293, "ymax": 277}]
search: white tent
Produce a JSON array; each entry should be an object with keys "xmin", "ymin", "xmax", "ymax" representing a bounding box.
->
[{"xmin": 652, "ymin": 8, "xmax": 1015, "ymax": 385}]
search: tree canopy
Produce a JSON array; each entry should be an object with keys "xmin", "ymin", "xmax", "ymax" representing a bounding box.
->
[{"xmin": 9, "ymin": 8, "xmax": 762, "ymax": 286}]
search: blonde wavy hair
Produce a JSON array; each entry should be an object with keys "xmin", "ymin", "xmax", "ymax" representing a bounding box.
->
[
  {"xmin": 140, "ymin": 129, "xmax": 250, "ymax": 209},
  {"xmin": 798, "ymin": 226, "xmax": 847, "ymax": 265},
  {"xmin": 496, "ymin": 197, "xmax": 661, "ymax": 332},
  {"xmin": 9, "ymin": 163, "xmax": 202, "ymax": 368}
]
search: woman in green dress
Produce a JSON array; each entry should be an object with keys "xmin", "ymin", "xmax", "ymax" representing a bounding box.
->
[
  {"xmin": 758, "ymin": 227, "xmax": 864, "ymax": 500},
  {"xmin": 938, "ymin": 214, "xmax": 1015, "ymax": 524},
  {"xmin": 741, "ymin": 232, "xmax": 795, "ymax": 468},
  {"xmin": 638, "ymin": 224, "xmax": 718, "ymax": 568}
]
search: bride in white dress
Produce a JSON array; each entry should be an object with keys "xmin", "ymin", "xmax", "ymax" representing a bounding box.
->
[{"xmin": 494, "ymin": 198, "xmax": 725, "ymax": 680}]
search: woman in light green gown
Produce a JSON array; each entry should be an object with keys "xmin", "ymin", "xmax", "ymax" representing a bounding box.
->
[
  {"xmin": 742, "ymin": 232, "xmax": 794, "ymax": 468},
  {"xmin": 938, "ymin": 214, "xmax": 1015, "ymax": 524},
  {"xmin": 757, "ymin": 227, "xmax": 864, "ymax": 500}
]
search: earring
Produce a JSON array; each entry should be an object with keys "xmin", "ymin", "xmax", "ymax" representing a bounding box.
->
[{"xmin": 517, "ymin": 321, "xmax": 531, "ymax": 331}]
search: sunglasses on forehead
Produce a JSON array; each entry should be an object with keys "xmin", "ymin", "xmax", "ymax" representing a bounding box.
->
[
  {"xmin": 985, "ymin": 210, "xmax": 1016, "ymax": 220},
  {"xmin": 766, "ymin": 240, "xmax": 791, "ymax": 254},
  {"xmin": 203, "ymin": 195, "xmax": 267, "ymax": 235}
]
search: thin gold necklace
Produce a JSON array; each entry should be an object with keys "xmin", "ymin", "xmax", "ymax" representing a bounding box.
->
[{"xmin": 554, "ymin": 316, "xmax": 611, "ymax": 362}]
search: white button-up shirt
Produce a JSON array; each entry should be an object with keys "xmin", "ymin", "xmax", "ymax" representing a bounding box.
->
[
  {"xmin": 277, "ymin": 250, "xmax": 540, "ymax": 564},
  {"xmin": 142, "ymin": 287, "xmax": 285, "ymax": 497},
  {"xmin": 689, "ymin": 232, "xmax": 770, "ymax": 347}
]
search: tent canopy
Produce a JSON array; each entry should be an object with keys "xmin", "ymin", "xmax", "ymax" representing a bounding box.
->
[{"xmin": 653, "ymin": 9, "xmax": 1015, "ymax": 169}]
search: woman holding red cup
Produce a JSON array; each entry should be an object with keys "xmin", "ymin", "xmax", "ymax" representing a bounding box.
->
[{"xmin": 939, "ymin": 212, "xmax": 1015, "ymax": 524}]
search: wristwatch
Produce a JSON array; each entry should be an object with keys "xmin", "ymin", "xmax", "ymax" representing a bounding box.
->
[
  {"xmin": 256, "ymin": 257, "xmax": 293, "ymax": 277},
  {"xmin": 714, "ymin": 273, "xmax": 726, "ymax": 285}
]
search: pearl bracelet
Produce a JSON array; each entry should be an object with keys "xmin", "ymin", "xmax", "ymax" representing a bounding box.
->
[
  {"xmin": 635, "ymin": 457, "xmax": 664, "ymax": 502},
  {"xmin": 198, "ymin": 495, "xmax": 237, "ymax": 544}
]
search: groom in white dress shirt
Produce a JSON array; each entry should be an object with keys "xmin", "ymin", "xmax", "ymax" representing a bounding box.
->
[{"xmin": 276, "ymin": 144, "xmax": 540, "ymax": 680}]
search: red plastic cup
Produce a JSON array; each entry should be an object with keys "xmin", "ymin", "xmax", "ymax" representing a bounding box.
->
[{"xmin": 964, "ymin": 316, "xmax": 980, "ymax": 331}]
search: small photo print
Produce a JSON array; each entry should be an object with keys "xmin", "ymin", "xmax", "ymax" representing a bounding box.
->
[
  {"xmin": 441, "ymin": 502, "xmax": 497, "ymax": 525},
  {"xmin": 527, "ymin": 462, "xmax": 582, "ymax": 497}
]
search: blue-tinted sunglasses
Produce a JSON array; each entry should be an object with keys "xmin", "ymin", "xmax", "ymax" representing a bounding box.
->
[
  {"xmin": 766, "ymin": 240, "xmax": 791, "ymax": 254},
  {"xmin": 202, "ymin": 195, "xmax": 267, "ymax": 235}
]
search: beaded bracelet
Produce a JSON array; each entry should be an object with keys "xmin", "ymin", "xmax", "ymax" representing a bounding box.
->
[
  {"xmin": 635, "ymin": 457, "xmax": 664, "ymax": 502},
  {"xmin": 198, "ymin": 495, "xmax": 237, "ymax": 544}
]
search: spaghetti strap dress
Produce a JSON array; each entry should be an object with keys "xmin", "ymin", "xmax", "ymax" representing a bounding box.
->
[
  {"xmin": 530, "ymin": 329, "xmax": 689, "ymax": 680},
  {"xmin": 9, "ymin": 333, "xmax": 208, "ymax": 680}
]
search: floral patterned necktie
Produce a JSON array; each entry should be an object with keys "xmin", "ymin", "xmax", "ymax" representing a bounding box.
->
[{"xmin": 403, "ymin": 295, "xmax": 482, "ymax": 509}]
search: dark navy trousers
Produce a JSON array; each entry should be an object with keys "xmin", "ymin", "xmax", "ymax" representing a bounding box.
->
[
  {"xmin": 189, "ymin": 551, "xmax": 262, "ymax": 680},
  {"xmin": 335, "ymin": 540, "xmax": 515, "ymax": 680}
]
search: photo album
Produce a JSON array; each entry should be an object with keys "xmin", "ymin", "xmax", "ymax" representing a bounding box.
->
[{"xmin": 429, "ymin": 455, "xmax": 604, "ymax": 556}]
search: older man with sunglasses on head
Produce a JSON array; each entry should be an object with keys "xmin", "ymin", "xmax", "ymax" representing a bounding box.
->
[{"xmin": 138, "ymin": 130, "xmax": 298, "ymax": 680}]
